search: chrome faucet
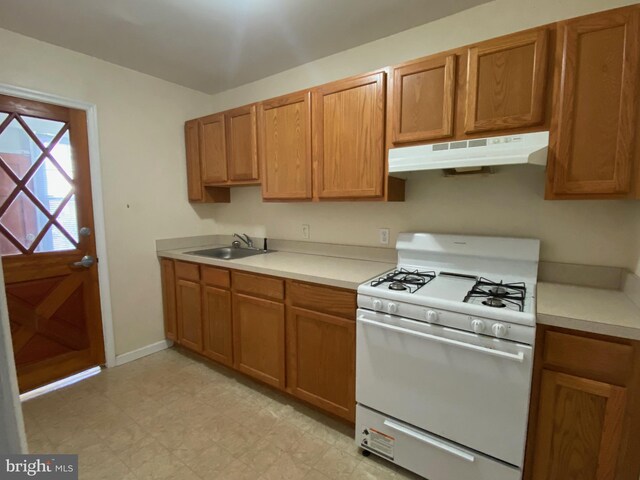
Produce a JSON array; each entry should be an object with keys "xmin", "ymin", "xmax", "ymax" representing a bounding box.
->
[{"xmin": 233, "ymin": 233, "xmax": 254, "ymax": 249}]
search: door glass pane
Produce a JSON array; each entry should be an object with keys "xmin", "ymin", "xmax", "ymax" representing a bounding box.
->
[
  {"xmin": 0, "ymin": 113, "xmax": 7, "ymax": 124},
  {"xmin": 22, "ymin": 116, "xmax": 66, "ymax": 149},
  {"xmin": 0, "ymin": 119, "xmax": 42, "ymax": 179},
  {"xmin": 0, "ymin": 113, "xmax": 77, "ymax": 255},
  {"xmin": 0, "ymin": 190, "xmax": 40, "ymax": 251},
  {"xmin": 35, "ymin": 224, "xmax": 75, "ymax": 253}
]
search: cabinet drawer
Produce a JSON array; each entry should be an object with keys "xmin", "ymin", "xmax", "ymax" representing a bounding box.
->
[
  {"xmin": 202, "ymin": 266, "xmax": 230, "ymax": 289},
  {"xmin": 232, "ymin": 271, "xmax": 284, "ymax": 300},
  {"xmin": 543, "ymin": 330, "xmax": 633, "ymax": 385},
  {"xmin": 288, "ymin": 281, "xmax": 356, "ymax": 319},
  {"xmin": 175, "ymin": 261, "xmax": 200, "ymax": 281}
]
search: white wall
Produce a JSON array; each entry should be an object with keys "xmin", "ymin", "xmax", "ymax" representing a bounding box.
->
[
  {"xmin": 206, "ymin": 0, "xmax": 640, "ymax": 273},
  {"xmin": 0, "ymin": 28, "xmax": 215, "ymax": 355}
]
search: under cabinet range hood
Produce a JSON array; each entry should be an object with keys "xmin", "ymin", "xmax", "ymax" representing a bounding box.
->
[{"xmin": 388, "ymin": 131, "xmax": 549, "ymax": 173}]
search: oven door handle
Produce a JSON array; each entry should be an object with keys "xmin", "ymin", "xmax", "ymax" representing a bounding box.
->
[
  {"xmin": 383, "ymin": 419, "xmax": 475, "ymax": 463},
  {"xmin": 357, "ymin": 316, "xmax": 525, "ymax": 363}
]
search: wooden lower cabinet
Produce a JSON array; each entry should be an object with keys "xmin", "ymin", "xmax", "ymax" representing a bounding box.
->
[
  {"xmin": 287, "ymin": 306, "xmax": 355, "ymax": 421},
  {"xmin": 525, "ymin": 326, "xmax": 640, "ymax": 480},
  {"xmin": 160, "ymin": 259, "xmax": 177, "ymax": 341},
  {"xmin": 232, "ymin": 293, "xmax": 286, "ymax": 389},
  {"xmin": 202, "ymin": 286, "xmax": 233, "ymax": 366},
  {"xmin": 176, "ymin": 278, "xmax": 202, "ymax": 352},
  {"xmin": 161, "ymin": 259, "xmax": 357, "ymax": 422}
]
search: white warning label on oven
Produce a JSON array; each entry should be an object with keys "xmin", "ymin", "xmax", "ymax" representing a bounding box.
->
[{"xmin": 369, "ymin": 428, "xmax": 395, "ymax": 459}]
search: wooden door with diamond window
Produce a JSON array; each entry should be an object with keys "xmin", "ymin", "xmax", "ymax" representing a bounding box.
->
[{"xmin": 0, "ymin": 94, "xmax": 104, "ymax": 393}]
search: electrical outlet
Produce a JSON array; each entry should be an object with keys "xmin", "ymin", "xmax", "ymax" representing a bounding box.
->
[
  {"xmin": 302, "ymin": 224, "xmax": 310, "ymax": 239},
  {"xmin": 379, "ymin": 228, "xmax": 390, "ymax": 245}
]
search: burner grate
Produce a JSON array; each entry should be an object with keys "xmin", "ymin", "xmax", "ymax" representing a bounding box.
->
[
  {"xmin": 371, "ymin": 268, "xmax": 436, "ymax": 294},
  {"xmin": 464, "ymin": 277, "xmax": 526, "ymax": 311}
]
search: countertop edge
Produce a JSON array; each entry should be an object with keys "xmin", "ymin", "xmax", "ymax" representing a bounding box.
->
[
  {"xmin": 157, "ymin": 249, "xmax": 389, "ymax": 291},
  {"xmin": 536, "ymin": 312, "xmax": 640, "ymax": 341}
]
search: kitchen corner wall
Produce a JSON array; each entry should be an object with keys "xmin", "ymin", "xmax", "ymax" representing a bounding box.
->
[
  {"xmin": 0, "ymin": 28, "xmax": 216, "ymax": 355},
  {"xmin": 205, "ymin": 0, "xmax": 640, "ymax": 276}
]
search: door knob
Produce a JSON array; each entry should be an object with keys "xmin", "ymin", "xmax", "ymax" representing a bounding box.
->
[{"xmin": 72, "ymin": 255, "xmax": 95, "ymax": 268}]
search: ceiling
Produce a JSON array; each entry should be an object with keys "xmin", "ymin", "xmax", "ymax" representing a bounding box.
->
[{"xmin": 0, "ymin": 0, "xmax": 492, "ymax": 94}]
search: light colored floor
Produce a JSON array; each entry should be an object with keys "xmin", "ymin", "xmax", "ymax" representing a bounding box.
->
[{"xmin": 23, "ymin": 348, "xmax": 421, "ymax": 480}]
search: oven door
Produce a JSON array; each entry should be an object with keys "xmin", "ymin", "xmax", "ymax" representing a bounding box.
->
[{"xmin": 356, "ymin": 308, "xmax": 533, "ymax": 467}]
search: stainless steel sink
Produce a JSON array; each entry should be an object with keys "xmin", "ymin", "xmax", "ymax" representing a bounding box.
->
[{"xmin": 186, "ymin": 246, "xmax": 269, "ymax": 260}]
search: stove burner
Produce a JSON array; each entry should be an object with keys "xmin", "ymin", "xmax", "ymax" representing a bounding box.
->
[
  {"xmin": 464, "ymin": 277, "xmax": 526, "ymax": 311},
  {"xmin": 389, "ymin": 281, "xmax": 408, "ymax": 291},
  {"xmin": 489, "ymin": 286, "xmax": 507, "ymax": 296},
  {"xmin": 371, "ymin": 268, "xmax": 436, "ymax": 294},
  {"xmin": 482, "ymin": 297, "xmax": 506, "ymax": 308}
]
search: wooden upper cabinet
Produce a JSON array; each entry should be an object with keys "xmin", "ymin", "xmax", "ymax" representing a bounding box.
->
[
  {"xmin": 185, "ymin": 119, "xmax": 204, "ymax": 201},
  {"xmin": 258, "ymin": 91, "xmax": 312, "ymax": 200},
  {"xmin": 465, "ymin": 29, "xmax": 548, "ymax": 134},
  {"xmin": 547, "ymin": 9, "xmax": 640, "ymax": 198},
  {"xmin": 200, "ymin": 113, "xmax": 227, "ymax": 184},
  {"xmin": 390, "ymin": 54, "xmax": 456, "ymax": 144},
  {"xmin": 226, "ymin": 104, "xmax": 259, "ymax": 182},
  {"xmin": 313, "ymin": 71, "xmax": 386, "ymax": 199}
]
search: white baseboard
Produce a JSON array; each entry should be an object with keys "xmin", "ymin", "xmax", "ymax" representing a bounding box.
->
[{"xmin": 114, "ymin": 339, "xmax": 173, "ymax": 367}]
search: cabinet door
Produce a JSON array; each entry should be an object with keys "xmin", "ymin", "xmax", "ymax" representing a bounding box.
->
[
  {"xmin": 233, "ymin": 293, "xmax": 285, "ymax": 388},
  {"xmin": 465, "ymin": 29, "xmax": 548, "ymax": 133},
  {"xmin": 391, "ymin": 54, "xmax": 456, "ymax": 144},
  {"xmin": 203, "ymin": 286, "xmax": 232, "ymax": 366},
  {"xmin": 548, "ymin": 10, "xmax": 639, "ymax": 197},
  {"xmin": 176, "ymin": 279, "xmax": 203, "ymax": 352},
  {"xmin": 532, "ymin": 370, "xmax": 626, "ymax": 479},
  {"xmin": 160, "ymin": 259, "xmax": 177, "ymax": 341},
  {"xmin": 313, "ymin": 71, "xmax": 385, "ymax": 199},
  {"xmin": 287, "ymin": 307, "xmax": 355, "ymax": 421},
  {"xmin": 259, "ymin": 92, "xmax": 312, "ymax": 200},
  {"xmin": 184, "ymin": 119, "xmax": 205, "ymax": 201},
  {"xmin": 200, "ymin": 113, "xmax": 227, "ymax": 184},
  {"xmin": 226, "ymin": 104, "xmax": 259, "ymax": 182}
]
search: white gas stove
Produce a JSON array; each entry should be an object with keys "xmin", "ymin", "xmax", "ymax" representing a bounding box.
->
[{"xmin": 356, "ymin": 233, "xmax": 540, "ymax": 480}]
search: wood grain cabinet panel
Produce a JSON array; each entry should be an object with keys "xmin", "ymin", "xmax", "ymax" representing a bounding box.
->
[
  {"xmin": 232, "ymin": 271, "xmax": 284, "ymax": 300},
  {"xmin": 259, "ymin": 91, "xmax": 312, "ymax": 200},
  {"xmin": 313, "ymin": 71, "xmax": 386, "ymax": 199},
  {"xmin": 287, "ymin": 306, "xmax": 355, "ymax": 421},
  {"xmin": 547, "ymin": 9, "xmax": 640, "ymax": 198},
  {"xmin": 226, "ymin": 104, "xmax": 259, "ymax": 182},
  {"xmin": 200, "ymin": 113, "xmax": 228, "ymax": 184},
  {"xmin": 176, "ymin": 278, "xmax": 202, "ymax": 352},
  {"xmin": 160, "ymin": 259, "xmax": 177, "ymax": 342},
  {"xmin": 390, "ymin": 54, "xmax": 456, "ymax": 144},
  {"xmin": 203, "ymin": 286, "xmax": 233, "ymax": 366},
  {"xmin": 185, "ymin": 119, "xmax": 204, "ymax": 201},
  {"xmin": 531, "ymin": 370, "xmax": 626, "ymax": 479},
  {"xmin": 465, "ymin": 29, "xmax": 548, "ymax": 133},
  {"xmin": 288, "ymin": 281, "xmax": 356, "ymax": 319},
  {"xmin": 233, "ymin": 293, "xmax": 285, "ymax": 388}
]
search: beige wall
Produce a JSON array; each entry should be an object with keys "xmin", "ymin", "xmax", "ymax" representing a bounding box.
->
[
  {"xmin": 0, "ymin": 28, "xmax": 215, "ymax": 355},
  {"xmin": 207, "ymin": 0, "xmax": 640, "ymax": 274}
]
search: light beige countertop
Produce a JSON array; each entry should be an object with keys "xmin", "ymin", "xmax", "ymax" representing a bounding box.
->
[
  {"xmin": 157, "ymin": 244, "xmax": 394, "ymax": 290},
  {"xmin": 537, "ymin": 282, "xmax": 640, "ymax": 340}
]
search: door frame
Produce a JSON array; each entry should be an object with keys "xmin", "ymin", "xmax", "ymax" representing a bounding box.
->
[{"xmin": 0, "ymin": 82, "xmax": 116, "ymax": 368}]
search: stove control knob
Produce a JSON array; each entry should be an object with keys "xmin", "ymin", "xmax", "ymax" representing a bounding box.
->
[
  {"xmin": 426, "ymin": 310, "xmax": 439, "ymax": 323},
  {"xmin": 471, "ymin": 319, "xmax": 485, "ymax": 334},
  {"xmin": 372, "ymin": 299, "xmax": 383, "ymax": 311},
  {"xmin": 492, "ymin": 323, "xmax": 507, "ymax": 338},
  {"xmin": 387, "ymin": 302, "xmax": 398, "ymax": 314}
]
